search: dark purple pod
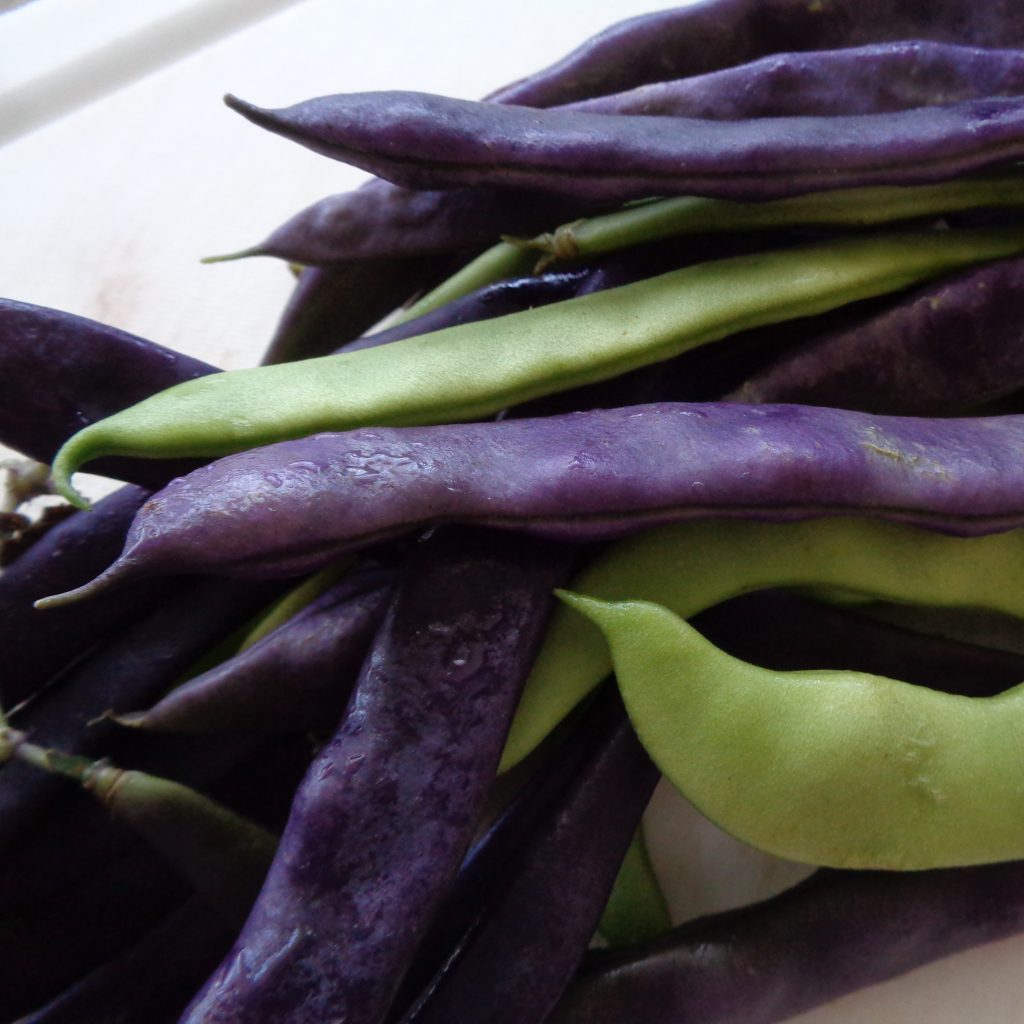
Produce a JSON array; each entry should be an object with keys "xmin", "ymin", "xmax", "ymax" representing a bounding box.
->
[
  {"xmin": 401, "ymin": 691, "xmax": 659, "ymax": 1024},
  {"xmin": 344, "ymin": 267, "xmax": 592, "ymax": 352},
  {"xmin": 260, "ymin": 257, "xmax": 432, "ymax": 365},
  {"xmin": 67, "ymin": 404, "xmax": 1024, "ymax": 595},
  {"xmin": 225, "ymin": 91, "xmax": 1024, "ymax": 204},
  {"xmin": 488, "ymin": 0, "xmax": 1024, "ymax": 107},
  {"xmin": 0, "ymin": 297, "xmax": 212, "ymax": 484},
  {"xmin": 16, "ymin": 897, "xmax": 233, "ymax": 1024},
  {"xmin": 0, "ymin": 484, "xmax": 171, "ymax": 709},
  {"xmin": 730, "ymin": 254, "xmax": 1024, "ymax": 414},
  {"xmin": 0, "ymin": 576, "xmax": 282, "ymax": 850},
  {"xmin": 249, "ymin": 178, "xmax": 601, "ymax": 267},
  {"xmin": 695, "ymin": 589, "xmax": 1024, "ymax": 699},
  {"xmin": 550, "ymin": 863, "xmax": 1024, "ymax": 1024},
  {"xmin": 570, "ymin": 43, "xmax": 1024, "ymax": 119},
  {"xmin": 123, "ymin": 568, "xmax": 393, "ymax": 735},
  {"xmin": 180, "ymin": 529, "xmax": 572, "ymax": 1024}
]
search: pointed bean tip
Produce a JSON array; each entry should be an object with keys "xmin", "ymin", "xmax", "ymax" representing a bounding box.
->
[
  {"xmin": 50, "ymin": 439, "xmax": 92, "ymax": 511},
  {"xmin": 224, "ymin": 93, "xmax": 275, "ymax": 129},
  {"xmin": 34, "ymin": 556, "xmax": 139, "ymax": 611},
  {"xmin": 108, "ymin": 710, "xmax": 147, "ymax": 730},
  {"xmin": 201, "ymin": 246, "xmax": 262, "ymax": 265}
]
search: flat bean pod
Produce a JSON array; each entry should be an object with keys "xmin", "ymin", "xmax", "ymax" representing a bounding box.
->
[
  {"xmin": 56, "ymin": 403, "xmax": 1024, "ymax": 596},
  {"xmin": 226, "ymin": 91, "xmax": 1024, "ymax": 204},
  {"xmin": 570, "ymin": 593, "xmax": 1024, "ymax": 868},
  {"xmin": 50, "ymin": 226, "xmax": 1024, "ymax": 507},
  {"xmin": 503, "ymin": 519, "xmax": 1024, "ymax": 770},
  {"xmin": 731, "ymin": 254, "xmax": 1024, "ymax": 414}
]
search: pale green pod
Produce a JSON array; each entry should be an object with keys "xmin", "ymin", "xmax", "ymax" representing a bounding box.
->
[
  {"xmin": 52, "ymin": 225, "xmax": 1024, "ymax": 507},
  {"xmin": 564, "ymin": 592, "xmax": 1024, "ymax": 870},
  {"xmin": 501, "ymin": 519, "xmax": 1024, "ymax": 771}
]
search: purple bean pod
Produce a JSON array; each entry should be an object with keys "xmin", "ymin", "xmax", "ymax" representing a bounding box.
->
[
  {"xmin": 65, "ymin": 403, "xmax": 1024, "ymax": 596},
  {"xmin": 488, "ymin": 0, "xmax": 1024, "ymax": 107},
  {"xmin": 729, "ymin": 254, "xmax": 1024, "ymax": 414},
  {"xmin": 225, "ymin": 91, "xmax": 1024, "ymax": 204},
  {"xmin": 570, "ymin": 43, "xmax": 1024, "ymax": 118},
  {"xmin": 259, "ymin": 257, "xmax": 432, "ymax": 365},
  {"xmin": 400, "ymin": 690, "xmax": 659, "ymax": 1024},
  {"xmin": 124, "ymin": 567, "xmax": 394, "ymax": 735},
  {"xmin": 550, "ymin": 863, "xmax": 1024, "ymax": 1024},
  {"xmin": 390, "ymin": 680, "xmax": 627, "ymax": 1016},
  {"xmin": 180, "ymin": 528, "xmax": 571, "ymax": 1024},
  {"xmin": 0, "ymin": 299, "xmax": 223, "ymax": 706},
  {"xmin": 0, "ymin": 576, "xmax": 282, "ymax": 850},
  {"xmin": 0, "ymin": 297, "xmax": 212, "ymax": 484}
]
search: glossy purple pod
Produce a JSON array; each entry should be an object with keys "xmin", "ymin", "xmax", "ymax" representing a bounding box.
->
[
  {"xmin": 401, "ymin": 691, "xmax": 659, "ymax": 1024},
  {"xmin": 551, "ymin": 862, "xmax": 1024, "ymax": 1024},
  {"xmin": 225, "ymin": 91, "xmax": 1024, "ymax": 204},
  {"xmin": 0, "ymin": 297, "xmax": 212, "ymax": 484},
  {"xmin": 250, "ymin": 41, "xmax": 1024, "ymax": 268},
  {"xmin": 180, "ymin": 529, "xmax": 572, "ymax": 1024},
  {"xmin": 16, "ymin": 897, "xmax": 233, "ymax": 1024},
  {"xmin": 730, "ymin": 254, "xmax": 1024, "ymax": 414},
  {"xmin": 571, "ymin": 43, "xmax": 1024, "ymax": 119},
  {"xmin": 488, "ymin": 0, "xmax": 1024, "ymax": 107},
  {"xmin": 69, "ymin": 403, "xmax": 1024, "ymax": 596},
  {"xmin": 126, "ymin": 568, "xmax": 393, "ymax": 735},
  {"xmin": 343, "ymin": 267, "xmax": 592, "ymax": 353}
]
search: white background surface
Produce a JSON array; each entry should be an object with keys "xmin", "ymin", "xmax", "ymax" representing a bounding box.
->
[{"xmin": 3, "ymin": 1, "xmax": 1024, "ymax": 1020}]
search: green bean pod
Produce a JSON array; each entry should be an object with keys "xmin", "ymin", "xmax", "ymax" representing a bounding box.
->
[
  {"xmin": 51, "ymin": 225, "xmax": 1024, "ymax": 507},
  {"xmin": 501, "ymin": 519, "xmax": 1024, "ymax": 771},
  {"xmin": 566, "ymin": 592, "xmax": 1024, "ymax": 869}
]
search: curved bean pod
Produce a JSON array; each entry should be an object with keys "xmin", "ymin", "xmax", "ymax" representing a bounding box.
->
[
  {"xmin": 180, "ymin": 530, "xmax": 569, "ymax": 1024},
  {"xmin": 402, "ymin": 693, "xmax": 658, "ymax": 1024},
  {"xmin": 50, "ymin": 225, "xmax": 1024, "ymax": 507},
  {"xmin": 123, "ymin": 569, "xmax": 393, "ymax": 735},
  {"xmin": 503, "ymin": 519, "xmax": 1024, "ymax": 770},
  {"xmin": 488, "ymin": 0, "xmax": 1024, "ymax": 107},
  {"xmin": 569, "ymin": 592, "xmax": 1024, "ymax": 868},
  {"xmin": 550, "ymin": 863, "xmax": 1024, "ymax": 1024},
  {"xmin": 52, "ymin": 402, "xmax": 1024, "ymax": 597},
  {"xmin": 0, "ymin": 297, "xmax": 212, "ymax": 485},
  {"xmin": 225, "ymin": 91, "xmax": 1024, "ymax": 204},
  {"xmin": 731, "ymin": 254, "xmax": 1024, "ymax": 414}
]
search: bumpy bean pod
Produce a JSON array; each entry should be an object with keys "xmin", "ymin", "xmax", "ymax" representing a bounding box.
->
[
  {"xmin": 504, "ymin": 519, "xmax": 1024, "ymax": 770},
  {"xmin": 51, "ymin": 403, "xmax": 1024, "ymax": 598},
  {"xmin": 226, "ymin": 91, "xmax": 1024, "ymax": 204},
  {"xmin": 50, "ymin": 226, "xmax": 1024, "ymax": 507},
  {"xmin": 731, "ymin": 254, "xmax": 1024, "ymax": 414},
  {"xmin": 181, "ymin": 530, "xmax": 570, "ymax": 1024}
]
